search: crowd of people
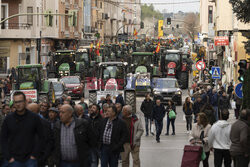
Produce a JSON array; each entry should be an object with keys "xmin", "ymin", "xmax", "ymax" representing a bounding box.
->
[{"xmin": 0, "ymin": 92, "xmax": 144, "ymax": 167}]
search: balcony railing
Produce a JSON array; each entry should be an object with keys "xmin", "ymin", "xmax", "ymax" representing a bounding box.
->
[{"xmin": 1, "ymin": 23, "xmax": 32, "ymax": 30}]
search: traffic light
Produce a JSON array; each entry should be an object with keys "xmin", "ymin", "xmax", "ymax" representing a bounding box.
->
[
  {"xmin": 140, "ymin": 22, "xmax": 144, "ymax": 29},
  {"xmin": 68, "ymin": 10, "xmax": 78, "ymax": 27},
  {"xmin": 238, "ymin": 59, "xmax": 247, "ymax": 82},
  {"xmin": 167, "ymin": 18, "xmax": 171, "ymax": 25},
  {"xmin": 45, "ymin": 10, "xmax": 53, "ymax": 27}
]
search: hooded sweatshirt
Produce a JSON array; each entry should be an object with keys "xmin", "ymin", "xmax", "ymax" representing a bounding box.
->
[{"xmin": 208, "ymin": 120, "xmax": 231, "ymax": 150}]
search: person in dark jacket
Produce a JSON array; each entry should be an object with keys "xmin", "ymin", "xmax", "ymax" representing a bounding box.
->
[
  {"xmin": 115, "ymin": 93, "xmax": 124, "ymax": 107},
  {"xmin": 27, "ymin": 103, "xmax": 54, "ymax": 167},
  {"xmin": 230, "ymin": 109, "xmax": 250, "ymax": 167},
  {"xmin": 201, "ymin": 103, "xmax": 216, "ymax": 125},
  {"xmin": 103, "ymin": 94, "xmax": 113, "ymax": 105},
  {"xmin": 227, "ymin": 82, "xmax": 234, "ymax": 100},
  {"xmin": 166, "ymin": 100, "xmax": 176, "ymax": 136},
  {"xmin": 88, "ymin": 104, "xmax": 103, "ymax": 167},
  {"xmin": 211, "ymin": 89, "xmax": 219, "ymax": 121},
  {"xmin": 152, "ymin": 99, "xmax": 166, "ymax": 143},
  {"xmin": 52, "ymin": 104, "xmax": 91, "ymax": 167},
  {"xmin": 233, "ymin": 94, "xmax": 242, "ymax": 119},
  {"xmin": 193, "ymin": 96, "xmax": 204, "ymax": 123},
  {"xmin": 218, "ymin": 91, "xmax": 230, "ymax": 119},
  {"xmin": 99, "ymin": 105, "xmax": 128, "ymax": 167},
  {"xmin": 1, "ymin": 91, "xmax": 44, "ymax": 167},
  {"xmin": 183, "ymin": 97, "xmax": 193, "ymax": 134},
  {"xmin": 140, "ymin": 93, "xmax": 154, "ymax": 136}
]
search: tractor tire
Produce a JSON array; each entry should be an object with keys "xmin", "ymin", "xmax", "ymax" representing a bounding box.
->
[
  {"xmin": 125, "ymin": 91, "xmax": 136, "ymax": 113},
  {"xmin": 179, "ymin": 72, "xmax": 189, "ymax": 89},
  {"xmin": 89, "ymin": 91, "xmax": 97, "ymax": 105}
]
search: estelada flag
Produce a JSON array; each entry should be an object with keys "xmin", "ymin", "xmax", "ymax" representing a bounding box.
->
[
  {"xmin": 96, "ymin": 41, "xmax": 101, "ymax": 56},
  {"xmin": 133, "ymin": 28, "xmax": 138, "ymax": 36},
  {"xmin": 155, "ymin": 42, "xmax": 160, "ymax": 53}
]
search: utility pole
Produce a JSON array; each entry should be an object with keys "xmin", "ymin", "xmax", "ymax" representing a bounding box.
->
[{"xmin": 37, "ymin": 31, "xmax": 42, "ymax": 64}]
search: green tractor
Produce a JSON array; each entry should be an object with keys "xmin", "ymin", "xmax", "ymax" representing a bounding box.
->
[
  {"xmin": 14, "ymin": 64, "xmax": 55, "ymax": 103},
  {"xmin": 47, "ymin": 50, "xmax": 76, "ymax": 78}
]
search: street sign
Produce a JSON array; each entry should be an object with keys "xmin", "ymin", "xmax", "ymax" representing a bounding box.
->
[
  {"xmin": 211, "ymin": 67, "xmax": 221, "ymax": 79},
  {"xmin": 235, "ymin": 83, "xmax": 243, "ymax": 99},
  {"xmin": 214, "ymin": 36, "xmax": 229, "ymax": 46},
  {"xmin": 196, "ymin": 61, "xmax": 206, "ymax": 71}
]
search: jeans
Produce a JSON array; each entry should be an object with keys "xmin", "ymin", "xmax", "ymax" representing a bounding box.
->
[
  {"xmin": 3, "ymin": 159, "xmax": 38, "ymax": 167},
  {"xmin": 60, "ymin": 161, "xmax": 80, "ymax": 167},
  {"xmin": 155, "ymin": 119, "xmax": 163, "ymax": 141},
  {"xmin": 101, "ymin": 145, "xmax": 119, "ymax": 167},
  {"xmin": 233, "ymin": 155, "xmax": 249, "ymax": 167},
  {"xmin": 214, "ymin": 149, "xmax": 231, "ymax": 167},
  {"xmin": 166, "ymin": 117, "xmax": 175, "ymax": 134},
  {"xmin": 185, "ymin": 115, "xmax": 192, "ymax": 131},
  {"xmin": 234, "ymin": 104, "xmax": 241, "ymax": 119},
  {"xmin": 89, "ymin": 148, "xmax": 100, "ymax": 167},
  {"xmin": 144, "ymin": 117, "xmax": 152, "ymax": 135},
  {"xmin": 213, "ymin": 106, "xmax": 219, "ymax": 121}
]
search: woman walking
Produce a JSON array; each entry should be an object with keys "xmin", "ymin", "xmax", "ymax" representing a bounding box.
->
[
  {"xmin": 189, "ymin": 113, "xmax": 211, "ymax": 167},
  {"xmin": 183, "ymin": 97, "xmax": 193, "ymax": 134},
  {"xmin": 165, "ymin": 100, "xmax": 176, "ymax": 136}
]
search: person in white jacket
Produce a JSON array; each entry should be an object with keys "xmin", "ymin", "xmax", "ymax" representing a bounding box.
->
[{"xmin": 208, "ymin": 109, "xmax": 232, "ymax": 167}]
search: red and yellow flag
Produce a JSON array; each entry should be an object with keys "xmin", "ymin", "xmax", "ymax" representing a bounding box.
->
[
  {"xmin": 155, "ymin": 42, "xmax": 160, "ymax": 53},
  {"xmin": 96, "ymin": 41, "xmax": 101, "ymax": 56},
  {"xmin": 133, "ymin": 28, "xmax": 138, "ymax": 36},
  {"xmin": 90, "ymin": 43, "xmax": 93, "ymax": 52}
]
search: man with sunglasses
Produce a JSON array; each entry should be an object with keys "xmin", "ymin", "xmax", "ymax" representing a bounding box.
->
[{"xmin": 1, "ymin": 91, "xmax": 44, "ymax": 167}]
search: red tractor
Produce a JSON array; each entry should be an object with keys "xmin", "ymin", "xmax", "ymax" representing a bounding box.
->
[{"xmin": 160, "ymin": 50, "xmax": 189, "ymax": 89}]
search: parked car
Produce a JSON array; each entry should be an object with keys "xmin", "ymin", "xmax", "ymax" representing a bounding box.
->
[
  {"xmin": 52, "ymin": 81, "xmax": 66, "ymax": 100},
  {"xmin": 152, "ymin": 78, "xmax": 182, "ymax": 105},
  {"xmin": 60, "ymin": 76, "xmax": 84, "ymax": 99}
]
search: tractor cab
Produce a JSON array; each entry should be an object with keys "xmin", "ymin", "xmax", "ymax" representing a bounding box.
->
[
  {"xmin": 17, "ymin": 64, "xmax": 44, "ymax": 91},
  {"xmin": 130, "ymin": 52, "xmax": 154, "ymax": 74}
]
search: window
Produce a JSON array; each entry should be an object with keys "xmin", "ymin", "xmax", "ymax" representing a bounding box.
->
[
  {"xmin": 37, "ymin": 7, "xmax": 39, "ymax": 26},
  {"xmin": 56, "ymin": 10, "xmax": 58, "ymax": 26},
  {"xmin": 25, "ymin": 48, "xmax": 30, "ymax": 64},
  {"xmin": 1, "ymin": 4, "xmax": 8, "ymax": 29},
  {"xmin": 208, "ymin": 6, "xmax": 213, "ymax": 23},
  {"xmin": 100, "ymin": 2, "xmax": 102, "ymax": 8},
  {"xmin": 27, "ymin": 7, "xmax": 33, "ymax": 25},
  {"xmin": 95, "ymin": 0, "xmax": 98, "ymax": 7}
]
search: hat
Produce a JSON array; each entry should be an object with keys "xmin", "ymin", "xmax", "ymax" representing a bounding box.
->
[{"xmin": 49, "ymin": 107, "xmax": 59, "ymax": 113}]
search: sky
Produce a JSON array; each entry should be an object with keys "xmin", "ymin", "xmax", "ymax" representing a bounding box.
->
[{"xmin": 141, "ymin": 0, "xmax": 200, "ymax": 13}]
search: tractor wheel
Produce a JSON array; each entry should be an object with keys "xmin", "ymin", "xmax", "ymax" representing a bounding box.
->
[
  {"xmin": 179, "ymin": 72, "xmax": 189, "ymax": 89},
  {"xmin": 48, "ymin": 72, "xmax": 56, "ymax": 78},
  {"xmin": 89, "ymin": 91, "xmax": 97, "ymax": 105},
  {"xmin": 125, "ymin": 91, "xmax": 136, "ymax": 113}
]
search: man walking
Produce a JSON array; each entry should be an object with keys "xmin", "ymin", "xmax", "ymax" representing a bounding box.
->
[
  {"xmin": 100, "ymin": 106, "xmax": 128, "ymax": 167},
  {"xmin": 152, "ymin": 99, "xmax": 166, "ymax": 143},
  {"xmin": 1, "ymin": 91, "xmax": 44, "ymax": 167},
  {"xmin": 208, "ymin": 109, "xmax": 232, "ymax": 167},
  {"xmin": 53, "ymin": 104, "xmax": 91, "ymax": 167},
  {"xmin": 140, "ymin": 93, "xmax": 154, "ymax": 136},
  {"xmin": 230, "ymin": 109, "xmax": 250, "ymax": 167},
  {"xmin": 121, "ymin": 105, "xmax": 144, "ymax": 167}
]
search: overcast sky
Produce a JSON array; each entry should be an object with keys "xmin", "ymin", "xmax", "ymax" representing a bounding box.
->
[{"xmin": 141, "ymin": 0, "xmax": 200, "ymax": 13}]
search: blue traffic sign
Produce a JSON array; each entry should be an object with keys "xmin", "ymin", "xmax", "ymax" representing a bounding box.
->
[
  {"xmin": 235, "ymin": 83, "xmax": 243, "ymax": 99},
  {"xmin": 211, "ymin": 67, "xmax": 221, "ymax": 79}
]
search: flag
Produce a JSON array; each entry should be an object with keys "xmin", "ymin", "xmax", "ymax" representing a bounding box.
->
[
  {"xmin": 96, "ymin": 41, "xmax": 101, "ymax": 56},
  {"xmin": 155, "ymin": 42, "xmax": 160, "ymax": 53},
  {"xmin": 133, "ymin": 28, "xmax": 138, "ymax": 36},
  {"xmin": 90, "ymin": 43, "xmax": 93, "ymax": 52}
]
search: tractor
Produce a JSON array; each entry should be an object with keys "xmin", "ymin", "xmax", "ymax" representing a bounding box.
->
[
  {"xmin": 160, "ymin": 50, "xmax": 189, "ymax": 89},
  {"xmin": 47, "ymin": 50, "xmax": 76, "ymax": 78},
  {"xmin": 88, "ymin": 62, "xmax": 136, "ymax": 113},
  {"xmin": 14, "ymin": 64, "xmax": 55, "ymax": 103}
]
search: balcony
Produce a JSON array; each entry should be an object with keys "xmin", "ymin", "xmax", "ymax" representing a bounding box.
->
[{"xmin": 0, "ymin": 23, "xmax": 33, "ymax": 39}]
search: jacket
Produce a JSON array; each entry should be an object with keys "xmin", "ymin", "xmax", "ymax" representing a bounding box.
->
[
  {"xmin": 123, "ymin": 114, "xmax": 144, "ymax": 147},
  {"xmin": 211, "ymin": 93, "xmax": 218, "ymax": 107},
  {"xmin": 115, "ymin": 95, "xmax": 125, "ymax": 106},
  {"xmin": 52, "ymin": 118, "xmax": 91, "ymax": 167},
  {"xmin": 189, "ymin": 123, "xmax": 211, "ymax": 152},
  {"xmin": 140, "ymin": 99, "xmax": 154, "ymax": 118},
  {"xmin": 182, "ymin": 102, "xmax": 193, "ymax": 115},
  {"xmin": 166, "ymin": 105, "xmax": 176, "ymax": 118},
  {"xmin": 208, "ymin": 120, "xmax": 231, "ymax": 150},
  {"xmin": 230, "ymin": 119, "xmax": 250, "ymax": 156},
  {"xmin": 193, "ymin": 101, "xmax": 204, "ymax": 115},
  {"xmin": 152, "ymin": 104, "xmax": 166, "ymax": 121},
  {"xmin": 89, "ymin": 114, "xmax": 103, "ymax": 148},
  {"xmin": 218, "ymin": 96, "xmax": 230, "ymax": 110},
  {"xmin": 99, "ymin": 117, "xmax": 129, "ymax": 154},
  {"xmin": 201, "ymin": 104, "xmax": 216, "ymax": 125}
]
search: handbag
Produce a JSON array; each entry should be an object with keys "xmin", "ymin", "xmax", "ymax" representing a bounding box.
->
[
  {"xmin": 201, "ymin": 149, "xmax": 206, "ymax": 160},
  {"xmin": 169, "ymin": 109, "xmax": 176, "ymax": 119}
]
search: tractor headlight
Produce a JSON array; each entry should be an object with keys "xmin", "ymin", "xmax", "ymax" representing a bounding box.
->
[
  {"xmin": 150, "ymin": 64, "xmax": 153, "ymax": 67},
  {"xmin": 153, "ymin": 91, "xmax": 160, "ymax": 95},
  {"xmin": 59, "ymin": 71, "xmax": 63, "ymax": 74},
  {"xmin": 131, "ymin": 64, "xmax": 134, "ymax": 67},
  {"xmin": 175, "ymin": 91, "xmax": 182, "ymax": 95}
]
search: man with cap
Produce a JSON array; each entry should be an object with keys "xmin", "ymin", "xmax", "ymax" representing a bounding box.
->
[{"xmin": 48, "ymin": 107, "xmax": 59, "ymax": 129}]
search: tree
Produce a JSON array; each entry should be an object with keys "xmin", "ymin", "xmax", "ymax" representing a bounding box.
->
[
  {"xmin": 141, "ymin": 4, "xmax": 163, "ymax": 21},
  {"xmin": 183, "ymin": 13, "xmax": 200, "ymax": 40},
  {"xmin": 229, "ymin": 0, "xmax": 250, "ymax": 23}
]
